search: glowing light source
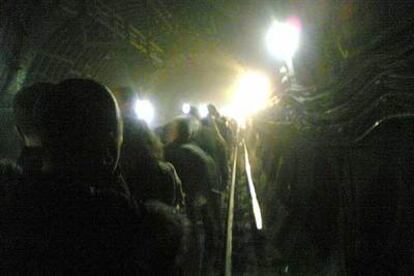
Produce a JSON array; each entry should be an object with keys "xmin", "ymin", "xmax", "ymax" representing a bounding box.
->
[
  {"xmin": 266, "ymin": 19, "xmax": 300, "ymax": 61},
  {"xmin": 134, "ymin": 99, "xmax": 155, "ymax": 124},
  {"xmin": 198, "ymin": 104, "xmax": 209, "ymax": 118},
  {"xmin": 244, "ymin": 141, "xmax": 263, "ymax": 230},
  {"xmin": 227, "ymin": 71, "xmax": 271, "ymax": 126},
  {"xmin": 182, "ymin": 103, "xmax": 191, "ymax": 114},
  {"xmin": 220, "ymin": 105, "xmax": 234, "ymax": 118}
]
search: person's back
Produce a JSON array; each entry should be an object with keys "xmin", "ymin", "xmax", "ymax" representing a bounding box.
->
[
  {"xmin": 156, "ymin": 160, "xmax": 186, "ymax": 208},
  {"xmin": 2, "ymin": 173, "xmax": 143, "ymax": 273},
  {"xmin": 2, "ymin": 171, "xmax": 187, "ymax": 274},
  {"xmin": 164, "ymin": 118, "xmax": 220, "ymax": 274},
  {"xmin": 193, "ymin": 119, "xmax": 228, "ymax": 192},
  {"xmin": 1, "ymin": 79, "xmax": 187, "ymax": 274},
  {"xmin": 115, "ymin": 87, "xmax": 184, "ymax": 208},
  {"xmin": 165, "ymin": 141, "xmax": 211, "ymax": 208}
]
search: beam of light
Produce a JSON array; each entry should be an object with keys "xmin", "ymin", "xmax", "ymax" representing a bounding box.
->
[
  {"xmin": 182, "ymin": 103, "xmax": 191, "ymax": 114},
  {"xmin": 226, "ymin": 70, "xmax": 271, "ymax": 127},
  {"xmin": 243, "ymin": 141, "xmax": 263, "ymax": 230},
  {"xmin": 266, "ymin": 19, "xmax": 300, "ymax": 62},
  {"xmin": 198, "ymin": 104, "xmax": 209, "ymax": 118},
  {"xmin": 220, "ymin": 105, "xmax": 234, "ymax": 119},
  {"xmin": 134, "ymin": 99, "xmax": 155, "ymax": 125}
]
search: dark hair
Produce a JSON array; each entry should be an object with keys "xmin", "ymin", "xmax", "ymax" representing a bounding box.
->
[
  {"xmin": 207, "ymin": 104, "xmax": 219, "ymax": 117},
  {"xmin": 175, "ymin": 118, "xmax": 191, "ymax": 142},
  {"xmin": 34, "ymin": 79, "xmax": 122, "ymax": 170},
  {"xmin": 124, "ymin": 119, "xmax": 164, "ymax": 161},
  {"xmin": 189, "ymin": 106, "xmax": 200, "ymax": 119},
  {"xmin": 137, "ymin": 121, "xmax": 164, "ymax": 160},
  {"xmin": 13, "ymin": 82, "xmax": 56, "ymax": 137}
]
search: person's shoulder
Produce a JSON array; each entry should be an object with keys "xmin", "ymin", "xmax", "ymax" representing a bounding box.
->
[
  {"xmin": 158, "ymin": 161, "xmax": 182, "ymax": 182},
  {"xmin": 181, "ymin": 142, "xmax": 201, "ymax": 153},
  {"xmin": 157, "ymin": 160, "xmax": 176, "ymax": 174},
  {"xmin": 182, "ymin": 143, "xmax": 212, "ymax": 161},
  {"xmin": 165, "ymin": 142, "xmax": 190, "ymax": 158},
  {"xmin": 143, "ymin": 200, "xmax": 188, "ymax": 231},
  {"xmin": 142, "ymin": 200, "xmax": 190, "ymax": 269}
]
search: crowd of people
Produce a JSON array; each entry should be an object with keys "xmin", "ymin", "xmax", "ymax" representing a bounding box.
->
[{"xmin": 0, "ymin": 79, "xmax": 236, "ymax": 274}]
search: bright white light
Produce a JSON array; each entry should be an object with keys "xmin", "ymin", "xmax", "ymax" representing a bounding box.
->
[
  {"xmin": 198, "ymin": 104, "xmax": 209, "ymax": 118},
  {"xmin": 228, "ymin": 71, "xmax": 271, "ymax": 126},
  {"xmin": 266, "ymin": 20, "xmax": 300, "ymax": 61},
  {"xmin": 134, "ymin": 99, "xmax": 155, "ymax": 124},
  {"xmin": 244, "ymin": 142, "xmax": 263, "ymax": 230},
  {"xmin": 220, "ymin": 105, "xmax": 233, "ymax": 118},
  {"xmin": 182, "ymin": 103, "xmax": 191, "ymax": 114},
  {"xmin": 279, "ymin": 65, "xmax": 288, "ymax": 74}
]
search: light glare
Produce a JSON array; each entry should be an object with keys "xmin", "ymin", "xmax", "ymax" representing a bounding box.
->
[
  {"xmin": 228, "ymin": 71, "xmax": 271, "ymax": 126},
  {"xmin": 182, "ymin": 103, "xmax": 191, "ymax": 114},
  {"xmin": 199, "ymin": 104, "xmax": 209, "ymax": 118},
  {"xmin": 134, "ymin": 99, "xmax": 155, "ymax": 124},
  {"xmin": 244, "ymin": 142, "xmax": 263, "ymax": 230},
  {"xmin": 266, "ymin": 20, "xmax": 300, "ymax": 61}
]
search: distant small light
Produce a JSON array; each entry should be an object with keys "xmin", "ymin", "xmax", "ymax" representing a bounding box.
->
[
  {"xmin": 134, "ymin": 99, "xmax": 155, "ymax": 124},
  {"xmin": 182, "ymin": 103, "xmax": 191, "ymax": 114},
  {"xmin": 199, "ymin": 104, "xmax": 209, "ymax": 118}
]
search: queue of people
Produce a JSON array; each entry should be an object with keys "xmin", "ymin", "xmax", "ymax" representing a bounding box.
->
[{"xmin": 0, "ymin": 79, "xmax": 234, "ymax": 274}]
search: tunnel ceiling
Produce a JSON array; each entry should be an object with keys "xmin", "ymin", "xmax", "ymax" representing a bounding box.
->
[
  {"xmin": 2, "ymin": 0, "xmax": 287, "ymax": 111},
  {"xmin": 2, "ymin": 0, "xmax": 414, "ymax": 123}
]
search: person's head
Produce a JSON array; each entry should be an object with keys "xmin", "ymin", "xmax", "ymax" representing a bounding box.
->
[
  {"xmin": 34, "ymin": 79, "xmax": 122, "ymax": 174},
  {"xmin": 164, "ymin": 117, "xmax": 191, "ymax": 144},
  {"xmin": 207, "ymin": 104, "xmax": 219, "ymax": 118},
  {"xmin": 189, "ymin": 105, "xmax": 200, "ymax": 120},
  {"xmin": 124, "ymin": 118, "xmax": 164, "ymax": 161},
  {"xmin": 168, "ymin": 118, "xmax": 192, "ymax": 144},
  {"xmin": 13, "ymin": 82, "xmax": 56, "ymax": 148}
]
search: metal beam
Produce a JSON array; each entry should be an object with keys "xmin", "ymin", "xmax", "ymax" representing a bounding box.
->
[
  {"xmin": 59, "ymin": 0, "xmax": 164, "ymax": 66},
  {"xmin": 94, "ymin": 0, "xmax": 163, "ymax": 65}
]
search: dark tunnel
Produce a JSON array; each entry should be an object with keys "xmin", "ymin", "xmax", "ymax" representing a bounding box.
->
[{"xmin": 1, "ymin": 0, "xmax": 413, "ymax": 275}]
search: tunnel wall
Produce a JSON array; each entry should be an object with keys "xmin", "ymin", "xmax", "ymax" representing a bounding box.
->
[
  {"xmin": 249, "ymin": 114, "xmax": 414, "ymax": 275},
  {"xmin": 0, "ymin": 0, "xmax": 153, "ymax": 106},
  {"xmin": 0, "ymin": 0, "xmax": 155, "ymax": 159}
]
